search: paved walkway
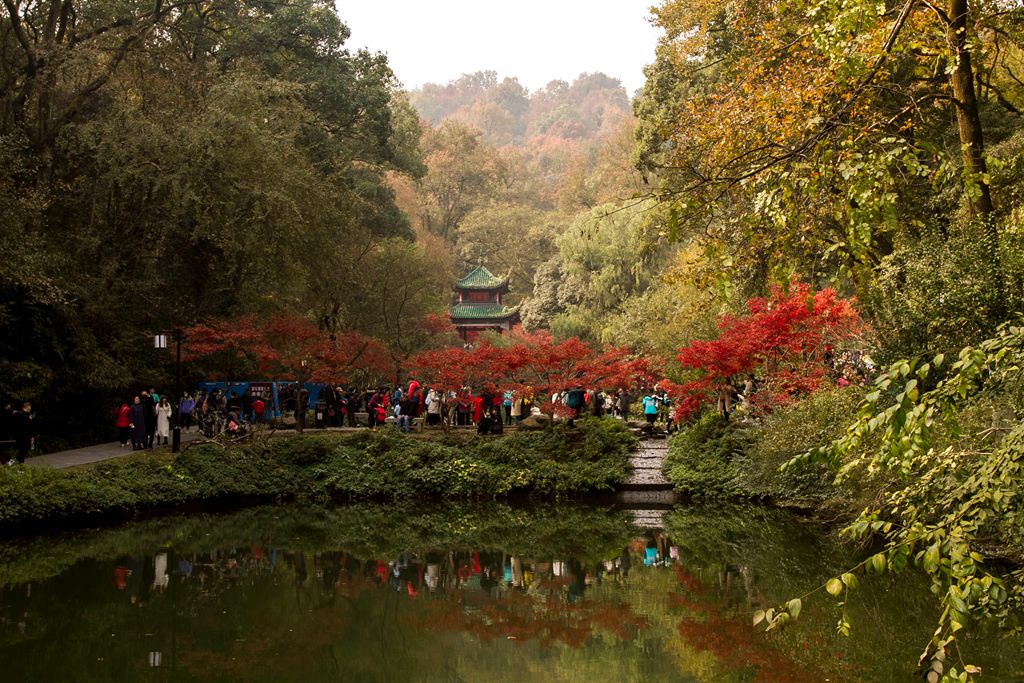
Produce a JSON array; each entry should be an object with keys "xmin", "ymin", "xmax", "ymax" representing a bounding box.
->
[
  {"xmin": 25, "ymin": 431, "xmax": 204, "ymax": 469},
  {"xmin": 624, "ymin": 439, "xmax": 671, "ymax": 489}
]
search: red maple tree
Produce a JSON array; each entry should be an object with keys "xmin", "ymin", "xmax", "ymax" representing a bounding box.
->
[
  {"xmin": 184, "ymin": 313, "xmax": 391, "ymax": 386},
  {"xmin": 668, "ymin": 281, "xmax": 863, "ymax": 420},
  {"xmin": 408, "ymin": 331, "xmax": 653, "ymax": 417},
  {"xmin": 502, "ymin": 331, "xmax": 653, "ymax": 415}
]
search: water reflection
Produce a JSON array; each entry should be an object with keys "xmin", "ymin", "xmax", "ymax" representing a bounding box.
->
[{"xmin": 1, "ymin": 503, "xmax": 1021, "ymax": 682}]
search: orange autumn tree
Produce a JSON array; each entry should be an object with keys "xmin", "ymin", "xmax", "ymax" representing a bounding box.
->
[
  {"xmin": 185, "ymin": 313, "xmax": 391, "ymax": 387},
  {"xmin": 637, "ymin": 0, "xmax": 1015, "ymax": 291}
]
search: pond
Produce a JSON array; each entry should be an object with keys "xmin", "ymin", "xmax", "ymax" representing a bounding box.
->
[{"xmin": 1, "ymin": 502, "xmax": 1021, "ymax": 682}]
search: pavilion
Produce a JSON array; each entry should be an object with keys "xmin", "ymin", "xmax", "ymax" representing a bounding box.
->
[{"xmin": 450, "ymin": 265, "xmax": 520, "ymax": 342}]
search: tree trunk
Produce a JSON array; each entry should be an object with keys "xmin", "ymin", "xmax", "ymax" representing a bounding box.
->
[
  {"xmin": 947, "ymin": 0, "xmax": 993, "ymax": 217},
  {"xmin": 947, "ymin": 0, "xmax": 1003, "ymax": 314}
]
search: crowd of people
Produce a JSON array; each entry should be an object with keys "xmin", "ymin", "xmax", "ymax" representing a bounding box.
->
[
  {"xmin": 3, "ymin": 380, "xmax": 674, "ymax": 465},
  {"xmin": 311, "ymin": 382, "xmax": 674, "ymax": 435}
]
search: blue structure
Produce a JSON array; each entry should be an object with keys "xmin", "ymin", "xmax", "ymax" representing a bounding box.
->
[{"xmin": 195, "ymin": 380, "xmax": 331, "ymax": 418}]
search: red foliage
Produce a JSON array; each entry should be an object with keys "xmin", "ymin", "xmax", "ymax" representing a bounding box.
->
[
  {"xmin": 407, "ymin": 589, "xmax": 648, "ymax": 648},
  {"xmin": 670, "ymin": 281, "xmax": 862, "ymax": 420},
  {"xmin": 408, "ymin": 331, "xmax": 653, "ymax": 413},
  {"xmin": 184, "ymin": 313, "xmax": 391, "ymax": 385}
]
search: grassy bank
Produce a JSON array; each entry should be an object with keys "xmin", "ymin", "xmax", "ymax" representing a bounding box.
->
[
  {"xmin": 0, "ymin": 419, "xmax": 637, "ymax": 532},
  {"xmin": 662, "ymin": 387, "xmax": 885, "ymax": 512}
]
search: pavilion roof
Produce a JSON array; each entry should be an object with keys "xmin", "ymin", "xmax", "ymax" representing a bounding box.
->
[
  {"xmin": 455, "ymin": 265, "xmax": 508, "ymax": 291},
  {"xmin": 450, "ymin": 303, "xmax": 520, "ymax": 321}
]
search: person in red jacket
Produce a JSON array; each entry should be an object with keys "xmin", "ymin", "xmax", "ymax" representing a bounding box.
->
[
  {"xmin": 472, "ymin": 394, "xmax": 484, "ymax": 425},
  {"xmin": 252, "ymin": 396, "xmax": 266, "ymax": 424},
  {"xmin": 115, "ymin": 401, "xmax": 131, "ymax": 447}
]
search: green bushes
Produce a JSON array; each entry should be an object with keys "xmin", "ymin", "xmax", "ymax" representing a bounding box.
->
[
  {"xmin": 737, "ymin": 387, "xmax": 864, "ymax": 501},
  {"xmin": 663, "ymin": 413, "xmax": 753, "ymax": 495},
  {"xmin": 663, "ymin": 387, "xmax": 867, "ymax": 503},
  {"xmin": 0, "ymin": 421, "xmax": 638, "ymax": 531}
]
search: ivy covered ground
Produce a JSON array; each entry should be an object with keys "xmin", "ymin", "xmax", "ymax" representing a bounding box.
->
[{"xmin": 0, "ymin": 419, "xmax": 636, "ymax": 532}]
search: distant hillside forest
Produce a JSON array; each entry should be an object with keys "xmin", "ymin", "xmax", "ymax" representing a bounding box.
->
[{"xmin": 410, "ymin": 71, "xmax": 631, "ymax": 146}]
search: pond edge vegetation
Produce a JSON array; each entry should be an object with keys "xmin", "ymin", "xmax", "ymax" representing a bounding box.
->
[{"xmin": 0, "ymin": 419, "xmax": 637, "ymax": 534}]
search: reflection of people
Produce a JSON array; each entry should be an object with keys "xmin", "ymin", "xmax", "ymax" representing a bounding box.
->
[{"xmin": 153, "ymin": 552, "xmax": 169, "ymax": 591}]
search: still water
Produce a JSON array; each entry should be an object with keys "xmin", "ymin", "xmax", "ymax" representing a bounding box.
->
[{"xmin": 1, "ymin": 502, "xmax": 1021, "ymax": 682}]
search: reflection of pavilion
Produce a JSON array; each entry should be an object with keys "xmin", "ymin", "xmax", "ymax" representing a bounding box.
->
[{"xmin": 450, "ymin": 265, "xmax": 520, "ymax": 343}]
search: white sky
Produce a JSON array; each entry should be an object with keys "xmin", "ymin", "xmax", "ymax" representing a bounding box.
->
[{"xmin": 335, "ymin": 1, "xmax": 661, "ymax": 96}]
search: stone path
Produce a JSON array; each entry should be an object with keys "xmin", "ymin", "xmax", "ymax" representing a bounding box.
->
[
  {"xmin": 617, "ymin": 440, "xmax": 676, "ymax": 528},
  {"xmin": 623, "ymin": 440, "xmax": 672, "ymax": 490},
  {"xmin": 24, "ymin": 431, "xmax": 204, "ymax": 469}
]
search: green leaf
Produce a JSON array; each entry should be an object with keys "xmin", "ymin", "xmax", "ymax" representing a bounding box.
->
[
  {"xmin": 841, "ymin": 572, "xmax": 859, "ymax": 589},
  {"xmin": 787, "ymin": 598, "xmax": 802, "ymax": 619},
  {"xmin": 871, "ymin": 553, "xmax": 887, "ymax": 573},
  {"xmin": 753, "ymin": 610, "xmax": 766, "ymax": 626},
  {"xmin": 923, "ymin": 543, "xmax": 941, "ymax": 572},
  {"xmin": 826, "ymin": 578, "xmax": 844, "ymax": 595}
]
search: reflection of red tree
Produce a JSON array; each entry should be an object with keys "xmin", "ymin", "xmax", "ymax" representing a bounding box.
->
[
  {"xmin": 670, "ymin": 567, "xmax": 826, "ymax": 683},
  {"xmin": 407, "ymin": 590, "xmax": 648, "ymax": 648}
]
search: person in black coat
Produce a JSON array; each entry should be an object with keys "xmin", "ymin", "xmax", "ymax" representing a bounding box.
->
[
  {"xmin": 141, "ymin": 391, "xmax": 157, "ymax": 448},
  {"xmin": 8, "ymin": 402, "xmax": 34, "ymax": 465},
  {"xmin": 129, "ymin": 396, "xmax": 148, "ymax": 450}
]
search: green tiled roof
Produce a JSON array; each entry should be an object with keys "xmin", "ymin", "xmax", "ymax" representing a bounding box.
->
[
  {"xmin": 456, "ymin": 265, "xmax": 508, "ymax": 290},
  {"xmin": 450, "ymin": 303, "xmax": 520, "ymax": 321}
]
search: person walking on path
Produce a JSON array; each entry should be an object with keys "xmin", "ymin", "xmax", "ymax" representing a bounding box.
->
[
  {"xmin": 129, "ymin": 396, "xmax": 148, "ymax": 450},
  {"xmin": 156, "ymin": 397, "xmax": 172, "ymax": 445},
  {"xmin": 367, "ymin": 389, "xmax": 383, "ymax": 430},
  {"xmin": 642, "ymin": 392, "xmax": 659, "ymax": 426},
  {"xmin": 472, "ymin": 393, "xmax": 484, "ymax": 425},
  {"xmin": 178, "ymin": 394, "xmax": 195, "ymax": 431},
  {"xmin": 717, "ymin": 379, "xmax": 734, "ymax": 421},
  {"xmin": 141, "ymin": 390, "xmax": 157, "ymax": 448},
  {"xmin": 566, "ymin": 386, "xmax": 585, "ymax": 425},
  {"xmin": 6, "ymin": 402, "xmax": 34, "ymax": 465},
  {"xmin": 252, "ymin": 396, "xmax": 265, "ymax": 425},
  {"xmin": 503, "ymin": 390, "xmax": 514, "ymax": 425},
  {"xmin": 115, "ymin": 401, "xmax": 131, "ymax": 447},
  {"xmin": 617, "ymin": 388, "xmax": 631, "ymax": 420}
]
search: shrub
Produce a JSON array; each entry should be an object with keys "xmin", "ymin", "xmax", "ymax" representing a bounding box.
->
[
  {"xmin": 737, "ymin": 386, "xmax": 864, "ymax": 501},
  {"xmin": 663, "ymin": 413, "xmax": 753, "ymax": 496},
  {"xmin": 0, "ymin": 420, "xmax": 638, "ymax": 531}
]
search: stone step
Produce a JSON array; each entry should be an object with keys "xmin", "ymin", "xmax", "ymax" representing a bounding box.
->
[
  {"xmin": 626, "ymin": 469, "xmax": 671, "ymax": 486},
  {"xmin": 627, "ymin": 508, "xmax": 669, "ymax": 529},
  {"xmin": 629, "ymin": 457, "xmax": 665, "ymax": 468},
  {"xmin": 617, "ymin": 491, "xmax": 679, "ymax": 506}
]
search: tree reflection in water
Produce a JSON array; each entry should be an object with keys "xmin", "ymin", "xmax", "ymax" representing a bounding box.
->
[{"xmin": 1, "ymin": 502, "xmax": 1022, "ymax": 682}]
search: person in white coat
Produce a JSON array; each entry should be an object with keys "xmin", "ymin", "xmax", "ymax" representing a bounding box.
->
[
  {"xmin": 155, "ymin": 397, "xmax": 172, "ymax": 445},
  {"xmin": 425, "ymin": 388, "xmax": 442, "ymax": 427}
]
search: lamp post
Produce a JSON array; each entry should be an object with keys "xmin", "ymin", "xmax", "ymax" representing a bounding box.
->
[{"xmin": 154, "ymin": 329, "xmax": 183, "ymax": 452}]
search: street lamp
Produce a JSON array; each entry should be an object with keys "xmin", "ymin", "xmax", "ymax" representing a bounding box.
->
[{"xmin": 154, "ymin": 329, "xmax": 183, "ymax": 452}]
